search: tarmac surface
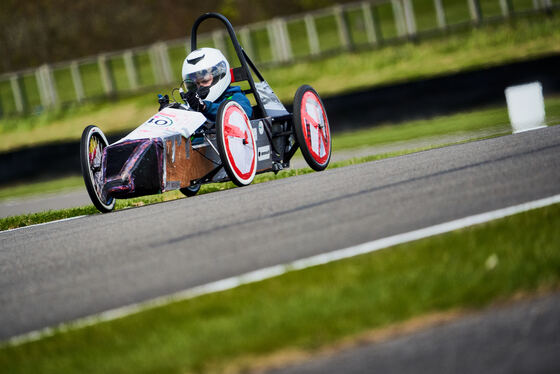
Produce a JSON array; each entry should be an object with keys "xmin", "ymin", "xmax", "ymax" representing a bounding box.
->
[
  {"xmin": 0, "ymin": 125, "xmax": 559, "ymax": 343},
  {"xmin": 266, "ymin": 292, "xmax": 560, "ymax": 374}
]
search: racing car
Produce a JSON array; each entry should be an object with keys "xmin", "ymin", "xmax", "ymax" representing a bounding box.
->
[{"xmin": 80, "ymin": 12, "xmax": 331, "ymax": 213}]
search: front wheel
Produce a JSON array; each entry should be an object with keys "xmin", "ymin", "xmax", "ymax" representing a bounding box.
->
[
  {"xmin": 80, "ymin": 125, "xmax": 115, "ymax": 213},
  {"xmin": 216, "ymin": 101, "xmax": 257, "ymax": 187},
  {"xmin": 293, "ymin": 85, "xmax": 331, "ymax": 171}
]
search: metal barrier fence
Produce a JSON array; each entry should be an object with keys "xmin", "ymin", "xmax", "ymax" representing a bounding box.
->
[{"xmin": 0, "ymin": 0, "xmax": 558, "ymax": 117}]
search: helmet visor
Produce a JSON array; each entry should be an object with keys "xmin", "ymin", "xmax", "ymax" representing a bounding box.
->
[{"xmin": 184, "ymin": 61, "xmax": 228, "ymax": 92}]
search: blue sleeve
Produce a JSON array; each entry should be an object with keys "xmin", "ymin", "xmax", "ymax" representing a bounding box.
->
[
  {"xmin": 202, "ymin": 93, "xmax": 253, "ymax": 122},
  {"xmin": 202, "ymin": 100, "xmax": 220, "ymax": 122}
]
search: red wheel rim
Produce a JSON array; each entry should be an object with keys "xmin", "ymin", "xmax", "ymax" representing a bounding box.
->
[
  {"xmin": 223, "ymin": 104, "xmax": 256, "ymax": 182},
  {"xmin": 300, "ymin": 91, "xmax": 330, "ymax": 165}
]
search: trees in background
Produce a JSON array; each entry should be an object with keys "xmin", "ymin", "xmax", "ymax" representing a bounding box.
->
[{"xmin": 0, "ymin": 0, "xmax": 353, "ymax": 73}]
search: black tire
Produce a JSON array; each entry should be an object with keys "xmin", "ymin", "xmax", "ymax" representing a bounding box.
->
[
  {"xmin": 180, "ymin": 184, "xmax": 201, "ymax": 197},
  {"xmin": 80, "ymin": 125, "xmax": 115, "ymax": 213},
  {"xmin": 216, "ymin": 100, "xmax": 257, "ymax": 187},
  {"xmin": 293, "ymin": 85, "xmax": 331, "ymax": 171}
]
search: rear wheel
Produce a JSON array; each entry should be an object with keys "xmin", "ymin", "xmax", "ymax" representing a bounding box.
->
[
  {"xmin": 293, "ymin": 85, "xmax": 331, "ymax": 171},
  {"xmin": 80, "ymin": 125, "xmax": 115, "ymax": 213},
  {"xmin": 180, "ymin": 184, "xmax": 201, "ymax": 197},
  {"xmin": 216, "ymin": 101, "xmax": 257, "ymax": 187}
]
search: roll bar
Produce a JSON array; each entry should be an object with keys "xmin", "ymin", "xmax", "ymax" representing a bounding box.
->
[{"xmin": 190, "ymin": 13, "xmax": 265, "ymax": 116}]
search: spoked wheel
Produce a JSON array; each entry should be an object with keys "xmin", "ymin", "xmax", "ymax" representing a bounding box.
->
[
  {"xmin": 80, "ymin": 125, "xmax": 115, "ymax": 213},
  {"xmin": 293, "ymin": 85, "xmax": 331, "ymax": 171},
  {"xmin": 180, "ymin": 184, "xmax": 201, "ymax": 197},
  {"xmin": 216, "ymin": 101, "xmax": 257, "ymax": 187}
]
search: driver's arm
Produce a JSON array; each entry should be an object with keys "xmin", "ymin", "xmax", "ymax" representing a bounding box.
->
[{"xmin": 202, "ymin": 93, "xmax": 252, "ymax": 121}]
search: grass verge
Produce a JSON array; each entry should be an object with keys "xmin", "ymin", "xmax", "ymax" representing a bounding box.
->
[
  {"xmin": 1, "ymin": 202, "xmax": 559, "ymax": 373},
  {"xmin": 0, "ymin": 176, "xmax": 84, "ymax": 201},
  {"xmin": 1, "ymin": 16, "xmax": 559, "ymax": 152},
  {"xmin": 332, "ymin": 95, "xmax": 560, "ymax": 151}
]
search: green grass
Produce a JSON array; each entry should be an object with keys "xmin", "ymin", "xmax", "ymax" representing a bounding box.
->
[
  {"xmin": 0, "ymin": 176, "xmax": 84, "ymax": 201},
  {"xmin": 287, "ymin": 19, "xmax": 311, "ymax": 58},
  {"xmin": 1, "ymin": 202, "xmax": 559, "ymax": 373},
  {"xmin": 52, "ymin": 67, "xmax": 76, "ymax": 104},
  {"xmin": 0, "ymin": 93, "xmax": 158, "ymax": 152},
  {"xmin": 80, "ymin": 62, "xmax": 105, "ymax": 98},
  {"xmin": 332, "ymin": 95, "xmax": 560, "ymax": 150},
  {"xmin": 0, "ymin": 15, "xmax": 559, "ymax": 152},
  {"xmin": 333, "ymin": 107, "xmax": 508, "ymax": 151}
]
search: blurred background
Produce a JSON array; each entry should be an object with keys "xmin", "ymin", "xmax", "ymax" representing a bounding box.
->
[{"xmin": 0, "ymin": 0, "xmax": 358, "ymax": 74}]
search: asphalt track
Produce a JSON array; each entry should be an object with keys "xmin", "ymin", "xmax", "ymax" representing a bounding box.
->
[
  {"xmin": 1, "ymin": 125, "xmax": 559, "ymax": 341},
  {"xmin": 267, "ymin": 292, "xmax": 560, "ymax": 374}
]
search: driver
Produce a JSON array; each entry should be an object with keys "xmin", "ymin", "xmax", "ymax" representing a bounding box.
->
[{"xmin": 179, "ymin": 47, "xmax": 252, "ymax": 121}]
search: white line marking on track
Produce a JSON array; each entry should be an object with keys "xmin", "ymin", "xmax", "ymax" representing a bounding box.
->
[
  {"xmin": 1, "ymin": 215, "xmax": 87, "ymax": 234},
  {"xmin": 5, "ymin": 194, "xmax": 560, "ymax": 346}
]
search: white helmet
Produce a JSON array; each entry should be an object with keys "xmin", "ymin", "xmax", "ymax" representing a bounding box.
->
[{"xmin": 181, "ymin": 47, "xmax": 231, "ymax": 103}]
